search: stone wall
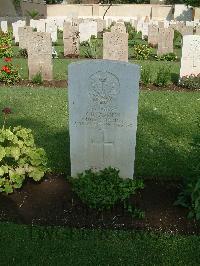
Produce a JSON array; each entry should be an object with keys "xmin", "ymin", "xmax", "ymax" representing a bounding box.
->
[
  {"xmin": 21, "ymin": 0, "xmax": 47, "ymax": 18},
  {"xmin": 0, "ymin": 0, "xmax": 17, "ymax": 17}
]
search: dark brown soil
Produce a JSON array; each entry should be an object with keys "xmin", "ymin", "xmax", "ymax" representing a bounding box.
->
[
  {"xmin": 0, "ymin": 174, "xmax": 199, "ymax": 235},
  {"xmin": 0, "ymin": 81, "xmax": 199, "ymax": 91}
]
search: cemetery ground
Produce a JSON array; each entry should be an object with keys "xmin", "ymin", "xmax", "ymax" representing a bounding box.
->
[
  {"xmin": 0, "ymin": 86, "xmax": 200, "ymax": 265},
  {"xmin": 0, "ymin": 28, "xmax": 200, "ymax": 264}
]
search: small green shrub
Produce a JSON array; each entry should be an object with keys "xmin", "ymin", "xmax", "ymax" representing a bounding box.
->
[
  {"xmin": 81, "ymin": 38, "xmax": 101, "ymax": 59},
  {"xmin": 70, "ymin": 167, "xmax": 144, "ymax": 213},
  {"xmin": 32, "ymin": 72, "xmax": 43, "ymax": 85},
  {"xmin": 156, "ymin": 53, "xmax": 177, "ymax": 62},
  {"xmin": 154, "ymin": 65, "xmax": 171, "ymax": 87},
  {"xmin": 18, "ymin": 48, "xmax": 28, "ymax": 58},
  {"xmin": 141, "ymin": 65, "xmax": 152, "ymax": 85},
  {"xmin": 125, "ymin": 22, "xmax": 136, "ymax": 40},
  {"xmin": 0, "ymin": 108, "xmax": 49, "ymax": 194},
  {"xmin": 175, "ymin": 122, "xmax": 200, "ymax": 220},
  {"xmin": 26, "ymin": 9, "xmax": 39, "ymax": 19},
  {"xmin": 0, "ymin": 31, "xmax": 13, "ymax": 58},
  {"xmin": 179, "ymin": 74, "xmax": 200, "ymax": 90},
  {"xmin": 173, "ymin": 30, "xmax": 182, "ymax": 49},
  {"xmin": 133, "ymin": 44, "xmax": 152, "ymax": 60},
  {"xmin": 0, "ymin": 57, "xmax": 21, "ymax": 85}
]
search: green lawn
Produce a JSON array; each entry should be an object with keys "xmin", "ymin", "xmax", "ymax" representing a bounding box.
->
[
  {"xmin": 0, "ymin": 87, "xmax": 199, "ymax": 180},
  {"xmin": 0, "ymin": 222, "xmax": 200, "ymax": 265}
]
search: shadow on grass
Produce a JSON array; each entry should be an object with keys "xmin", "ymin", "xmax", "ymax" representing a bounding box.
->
[
  {"xmin": 135, "ymin": 106, "xmax": 198, "ymax": 180},
  {"xmin": 4, "ymin": 117, "xmax": 70, "ymax": 175}
]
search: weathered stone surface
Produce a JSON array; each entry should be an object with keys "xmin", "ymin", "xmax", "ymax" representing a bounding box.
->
[
  {"xmin": 18, "ymin": 26, "xmax": 33, "ymax": 49},
  {"xmin": 111, "ymin": 23, "xmax": 126, "ymax": 34},
  {"xmin": 103, "ymin": 32, "xmax": 128, "ymax": 62},
  {"xmin": 63, "ymin": 22, "xmax": 79, "ymax": 57},
  {"xmin": 157, "ymin": 28, "xmax": 174, "ymax": 56},
  {"xmin": 180, "ymin": 35, "xmax": 200, "ymax": 77},
  {"xmin": 148, "ymin": 24, "xmax": 159, "ymax": 47},
  {"xmin": 68, "ymin": 60, "xmax": 140, "ymax": 179},
  {"xmin": 95, "ymin": 19, "xmax": 106, "ymax": 33},
  {"xmin": 28, "ymin": 32, "xmax": 53, "ymax": 81}
]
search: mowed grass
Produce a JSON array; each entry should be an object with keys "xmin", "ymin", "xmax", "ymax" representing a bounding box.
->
[
  {"xmin": 0, "ymin": 222, "xmax": 200, "ymax": 265},
  {"xmin": 0, "ymin": 87, "xmax": 199, "ymax": 180}
]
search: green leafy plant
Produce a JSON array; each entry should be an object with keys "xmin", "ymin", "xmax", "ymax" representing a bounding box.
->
[
  {"xmin": 0, "ymin": 108, "xmax": 49, "ymax": 194},
  {"xmin": 175, "ymin": 122, "xmax": 200, "ymax": 220},
  {"xmin": 155, "ymin": 53, "xmax": 177, "ymax": 62},
  {"xmin": 0, "ymin": 32, "xmax": 13, "ymax": 58},
  {"xmin": 26, "ymin": 9, "xmax": 39, "ymax": 19},
  {"xmin": 0, "ymin": 57, "xmax": 21, "ymax": 85},
  {"xmin": 141, "ymin": 65, "xmax": 152, "ymax": 85},
  {"xmin": 179, "ymin": 74, "xmax": 200, "ymax": 90},
  {"xmin": 125, "ymin": 22, "xmax": 136, "ymax": 40},
  {"xmin": 173, "ymin": 30, "xmax": 182, "ymax": 49},
  {"xmin": 182, "ymin": 0, "xmax": 200, "ymax": 7},
  {"xmin": 32, "ymin": 72, "xmax": 43, "ymax": 85},
  {"xmin": 154, "ymin": 65, "xmax": 171, "ymax": 87},
  {"xmin": 70, "ymin": 167, "xmax": 144, "ymax": 212},
  {"xmin": 81, "ymin": 38, "xmax": 102, "ymax": 59},
  {"xmin": 133, "ymin": 44, "xmax": 152, "ymax": 60}
]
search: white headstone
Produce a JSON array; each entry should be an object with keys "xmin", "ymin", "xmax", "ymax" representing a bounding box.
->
[
  {"xmin": 180, "ymin": 35, "xmax": 200, "ymax": 78},
  {"xmin": 136, "ymin": 19, "xmax": 143, "ymax": 33},
  {"xmin": 79, "ymin": 21, "xmax": 97, "ymax": 43},
  {"xmin": 1, "ymin": 21, "xmax": 8, "ymax": 33},
  {"xmin": 30, "ymin": 19, "xmax": 46, "ymax": 32},
  {"xmin": 46, "ymin": 22, "xmax": 57, "ymax": 42},
  {"xmin": 142, "ymin": 22, "xmax": 149, "ymax": 39},
  {"xmin": 12, "ymin": 20, "xmax": 26, "ymax": 43},
  {"xmin": 68, "ymin": 60, "xmax": 140, "ymax": 179}
]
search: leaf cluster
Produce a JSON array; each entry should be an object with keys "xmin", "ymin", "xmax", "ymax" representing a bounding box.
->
[
  {"xmin": 0, "ymin": 32, "xmax": 13, "ymax": 58},
  {"xmin": 70, "ymin": 167, "xmax": 144, "ymax": 211},
  {"xmin": 0, "ymin": 126, "xmax": 49, "ymax": 194}
]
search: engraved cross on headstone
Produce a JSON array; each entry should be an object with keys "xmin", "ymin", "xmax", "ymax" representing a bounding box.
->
[
  {"xmin": 192, "ymin": 43, "xmax": 198, "ymax": 68},
  {"xmin": 91, "ymin": 129, "xmax": 114, "ymax": 166}
]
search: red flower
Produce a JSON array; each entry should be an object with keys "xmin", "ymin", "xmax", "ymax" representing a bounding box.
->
[
  {"xmin": 4, "ymin": 57, "xmax": 12, "ymax": 62},
  {"xmin": 1, "ymin": 66, "xmax": 7, "ymax": 71},
  {"xmin": 2, "ymin": 107, "xmax": 12, "ymax": 115},
  {"xmin": 1, "ymin": 66, "xmax": 10, "ymax": 73}
]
